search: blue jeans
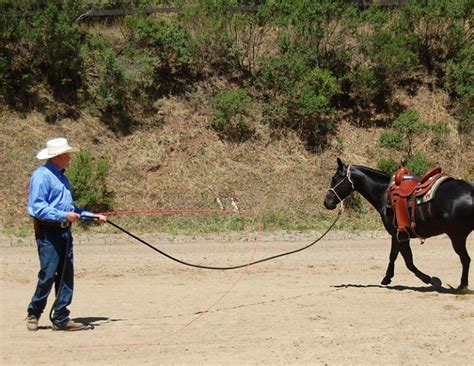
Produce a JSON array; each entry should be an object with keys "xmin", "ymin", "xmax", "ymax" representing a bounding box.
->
[{"xmin": 27, "ymin": 226, "xmax": 74, "ymax": 326}]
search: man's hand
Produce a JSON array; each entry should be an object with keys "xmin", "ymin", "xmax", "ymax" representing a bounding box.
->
[
  {"xmin": 66, "ymin": 212, "xmax": 81, "ymax": 223},
  {"xmin": 94, "ymin": 214, "xmax": 108, "ymax": 224}
]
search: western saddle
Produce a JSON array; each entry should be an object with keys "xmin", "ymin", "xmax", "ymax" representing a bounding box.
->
[{"xmin": 387, "ymin": 165, "xmax": 447, "ymax": 242}]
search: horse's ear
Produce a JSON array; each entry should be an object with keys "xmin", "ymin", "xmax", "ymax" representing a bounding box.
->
[{"xmin": 337, "ymin": 158, "xmax": 344, "ymax": 170}]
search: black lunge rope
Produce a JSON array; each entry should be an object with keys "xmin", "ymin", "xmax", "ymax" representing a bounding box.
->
[{"xmin": 104, "ymin": 208, "xmax": 342, "ymax": 270}]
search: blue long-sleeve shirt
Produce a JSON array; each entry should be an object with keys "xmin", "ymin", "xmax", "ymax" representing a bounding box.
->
[{"xmin": 27, "ymin": 161, "xmax": 91, "ymax": 222}]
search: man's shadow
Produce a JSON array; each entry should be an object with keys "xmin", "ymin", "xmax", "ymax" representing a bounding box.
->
[
  {"xmin": 37, "ymin": 316, "xmax": 123, "ymax": 330},
  {"xmin": 73, "ymin": 316, "xmax": 123, "ymax": 328}
]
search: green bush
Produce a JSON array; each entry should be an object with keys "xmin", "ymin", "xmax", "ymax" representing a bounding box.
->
[
  {"xmin": 257, "ymin": 53, "xmax": 306, "ymax": 94},
  {"xmin": 454, "ymin": 98, "xmax": 473, "ymax": 139},
  {"xmin": 211, "ymin": 89, "xmax": 254, "ymax": 143},
  {"xmin": 124, "ymin": 15, "xmax": 193, "ymax": 72},
  {"xmin": 392, "ymin": 110, "xmax": 429, "ymax": 157},
  {"xmin": 294, "ymin": 68, "xmax": 338, "ymax": 118},
  {"xmin": 67, "ymin": 149, "xmax": 114, "ymax": 213},
  {"xmin": 379, "ymin": 110, "xmax": 431, "ymax": 167},
  {"xmin": 81, "ymin": 36, "xmax": 128, "ymax": 115},
  {"xmin": 378, "ymin": 152, "xmax": 431, "ymax": 177},
  {"xmin": 398, "ymin": 0, "xmax": 472, "ymax": 72},
  {"xmin": 263, "ymin": 99, "xmax": 288, "ymax": 131},
  {"xmin": 379, "ymin": 130, "xmax": 403, "ymax": 150},
  {"xmin": 406, "ymin": 151, "xmax": 432, "ymax": 176},
  {"xmin": 377, "ymin": 158, "xmax": 398, "ymax": 175},
  {"xmin": 349, "ymin": 65, "xmax": 384, "ymax": 107},
  {"xmin": 0, "ymin": 2, "xmax": 38, "ymax": 103},
  {"xmin": 258, "ymin": 51, "xmax": 339, "ymax": 150},
  {"xmin": 285, "ymin": 0, "xmax": 357, "ymax": 74},
  {"xmin": 445, "ymin": 47, "xmax": 474, "ymax": 98},
  {"xmin": 184, "ymin": 0, "xmax": 282, "ymax": 75},
  {"xmin": 358, "ymin": 7, "xmax": 419, "ymax": 85},
  {"xmin": 26, "ymin": 1, "xmax": 84, "ymax": 98},
  {"xmin": 430, "ymin": 121, "xmax": 450, "ymax": 147},
  {"xmin": 182, "ymin": 0, "xmax": 245, "ymax": 72}
]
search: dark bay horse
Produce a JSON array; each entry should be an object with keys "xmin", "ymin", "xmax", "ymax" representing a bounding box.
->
[{"xmin": 324, "ymin": 158, "xmax": 474, "ymax": 289}]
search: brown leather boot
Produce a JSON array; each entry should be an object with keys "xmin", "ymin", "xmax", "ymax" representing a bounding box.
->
[
  {"xmin": 52, "ymin": 319, "xmax": 87, "ymax": 331},
  {"xmin": 26, "ymin": 314, "xmax": 39, "ymax": 331}
]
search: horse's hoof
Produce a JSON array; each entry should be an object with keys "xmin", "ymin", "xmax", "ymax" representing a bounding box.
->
[
  {"xmin": 430, "ymin": 277, "xmax": 442, "ymax": 287},
  {"xmin": 381, "ymin": 277, "xmax": 391, "ymax": 285},
  {"xmin": 457, "ymin": 287, "xmax": 474, "ymax": 294}
]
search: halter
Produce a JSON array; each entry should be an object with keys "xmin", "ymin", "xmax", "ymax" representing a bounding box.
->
[{"xmin": 328, "ymin": 164, "xmax": 355, "ymax": 206}]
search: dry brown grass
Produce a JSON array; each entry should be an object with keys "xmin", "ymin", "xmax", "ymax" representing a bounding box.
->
[{"xmin": 1, "ymin": 80, "xmax": 472, "ymax": 235}]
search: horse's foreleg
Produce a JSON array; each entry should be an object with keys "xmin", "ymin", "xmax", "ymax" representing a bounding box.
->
[
  {"xmin": 448, "ymin": 233, "xmax": 470, "ymax": 290},
  {"xmin": 399, "ymin": 241, "xmax": 436, "ymax": 286},
  {"xmin": 381, "ymin": 237, "xmax": 399, "ymax": 285}
]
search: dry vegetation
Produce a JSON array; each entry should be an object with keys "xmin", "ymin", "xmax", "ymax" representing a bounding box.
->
[{"xmin": 1, "ymin": 76, "xmax": 472, "ymax": 236}]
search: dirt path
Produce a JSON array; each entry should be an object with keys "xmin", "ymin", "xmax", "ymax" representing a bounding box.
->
[{"xmin": 1, "ymin": 231, "xmax": 473, "ymax": 365}]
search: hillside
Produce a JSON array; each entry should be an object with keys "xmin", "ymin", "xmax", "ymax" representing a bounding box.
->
[
  {"xmin": 2, "ymin": 78, "xmax": 472, "ymax": 235},
  {"xmin": 1, "ymin": 1, "xmax": 473, "ymax": 235}
]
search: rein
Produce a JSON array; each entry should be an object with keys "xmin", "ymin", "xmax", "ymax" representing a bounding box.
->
[{"xmin": 102, "ymin": 208, "xmax": 342, "ymax": 271}]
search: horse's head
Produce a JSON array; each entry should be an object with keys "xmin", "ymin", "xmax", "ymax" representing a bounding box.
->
[{"xmin": 324, "ymin": 158, "xmax": 355, "ymax": 210}]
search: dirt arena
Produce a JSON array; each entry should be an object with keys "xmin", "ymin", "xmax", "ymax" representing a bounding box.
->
[{"xmin": 1, "ymin": 229, "xmax": 473, "ymax": 365}]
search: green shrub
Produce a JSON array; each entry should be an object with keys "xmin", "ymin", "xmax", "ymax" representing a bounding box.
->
[
  {"xmin": 286, "ymin": 0, "xmax": 357, "ymax": 74},
  {"xmin": 67, "ymin": 149, "xmax": 114, "ymax": 213},
  {"xmin": 26, "ymin": 1, "xmax": 84, "ymax": 98},
  {"xmin": 377, "ymin": 158, "xmax": 398, "ymax": 174},
  {"xmin": 392, "ymin": 110, "xmax": 429, "ymax": 157},
  {"xmin": 377, "ymin": 152, "xmax": 431, "ymax": 176},
  {"xmin": 350, "ymin": 65, "xmax": 384, "ymax": 106},
  {"xmin": 124, "ymin": 15, "xmax": 193, "ymax": 72},
  {"xmin": 445, "ymin": 47, "xmax": 474, "ymax": 98},
  {"xmin": 182, "ymin": 0, "xmax": 244, "ymax": 72},
  {"xmin": 0, "ymin": 2, "xmax": 38, "ymax": 103},
  {"xmin": 378, "ymin": 110, "xmax": 431, "ymax": 168},
  {"xmin": 211, "ymin": 89, "xmax": 254, "ymax": 143},
  {"xmin": 398, "ymin": 0, "xmax": 472, "ymax": 72},
  {"xmin": 81, "ymin": 36, "xmax": 128, "ymax": 114},
  {"xmin": 257, "ymin": 53, "xmax": 306, "ymax": 94},
  {"xmin": 294, "ymin": 68, "xmax": 338, "ymax": 118},
  {"xmin": 258, "ymin": 52, "xmax": 339, "ymax": 150},
  {"xmin": 379, "ymin": 131, "xmax": 403, "ymax": 150},
  {"xmin": 430, "ymin": 121, "xmax": 450, "ymax": 147},
  {"xmin": 187, "ymin": 1, "xmax": 282, "ymax": 75},
  {"xmin": 406, "ymin": 151, "xmax": 432, "ymax": 176},
  {"xmin": 263, "ymin": 99, "xmax": 288, "ymax": 130},
  {"xmin": 358, "ymin": 5, "xmax": 419, "ymax": 85},
  {"xmin": 454, "ymin": 98, "xmax": 473, "ymax": 138}
]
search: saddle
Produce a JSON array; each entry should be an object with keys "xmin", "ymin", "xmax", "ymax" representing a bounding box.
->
[{"xmin": 387, "ymin": 165, "xmax": 446, "ymax": 242}]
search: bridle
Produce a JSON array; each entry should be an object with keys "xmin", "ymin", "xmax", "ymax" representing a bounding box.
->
[{"xmin": 328, "ymin": 165, "xmax": 355, "ymax": 205}]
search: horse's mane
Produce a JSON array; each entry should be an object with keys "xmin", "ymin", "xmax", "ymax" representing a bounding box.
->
[{"xmin": 353, "ymin": 165, "xmax": 391, "ymax": 183}]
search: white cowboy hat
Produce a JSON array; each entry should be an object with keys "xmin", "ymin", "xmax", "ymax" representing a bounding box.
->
[{"xmin": 36, "ymin": 138, "xmax": 79, "ymax": 160}]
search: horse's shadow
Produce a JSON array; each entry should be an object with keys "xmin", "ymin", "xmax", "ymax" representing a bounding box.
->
[{"xmin": 332, "ymin": 283, "xmax": 474, "ymax": 295}]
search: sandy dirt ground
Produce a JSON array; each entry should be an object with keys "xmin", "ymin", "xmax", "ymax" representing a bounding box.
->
[{"xmin": 1, "ymin": 229, "xmax": 473, "ymax": 365}]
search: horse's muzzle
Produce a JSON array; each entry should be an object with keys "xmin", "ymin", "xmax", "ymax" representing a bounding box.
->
[{"xmin": 323, "ymin": 195, "xmax": 338, "ymax": 210}]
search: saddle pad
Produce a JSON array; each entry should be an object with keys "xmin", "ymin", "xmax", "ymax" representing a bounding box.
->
[{"xmin": 416, "ymin": 175, "xmax": 452, "ymax": 204}]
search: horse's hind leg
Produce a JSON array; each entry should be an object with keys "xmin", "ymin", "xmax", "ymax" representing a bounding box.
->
[
  {"xmin": 399, "ymin": 240, "xmax": 437, "ymax": 286},
  {"xmin": 448, "ymin": 233, "xmax": 470, "ymax": 289},
  {"xmin": 381, "ymin": 237, "xmax": 400, "ymax": 285}
]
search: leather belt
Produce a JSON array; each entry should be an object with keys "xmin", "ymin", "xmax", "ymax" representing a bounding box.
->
[{"xmin": 33, "ymin": 218, "xmax": 71, "ymax": 229}]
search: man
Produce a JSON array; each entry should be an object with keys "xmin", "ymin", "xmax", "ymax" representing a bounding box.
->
[{"xmin": 26, "ymin": 137, "xmax": 107, "ymax": 331}]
